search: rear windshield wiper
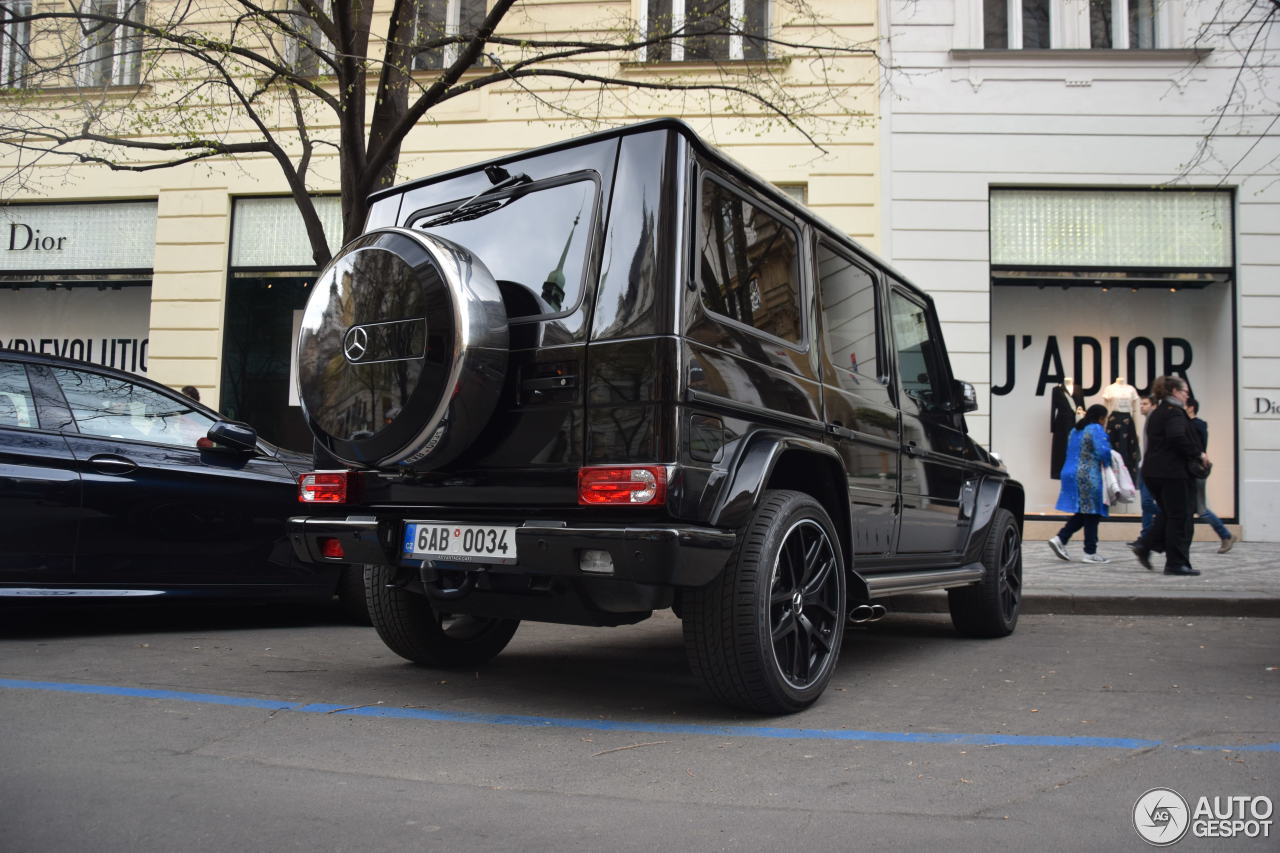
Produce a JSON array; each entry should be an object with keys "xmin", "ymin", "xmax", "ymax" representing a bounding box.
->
[{"xmin": 416, "ymin": 165, "xmax": 531, "ymax": 229}]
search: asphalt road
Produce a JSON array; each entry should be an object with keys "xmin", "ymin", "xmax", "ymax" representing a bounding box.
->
[{"xmin": 0, "ymin": 603, "xmax": 1276, "ymax": 852}]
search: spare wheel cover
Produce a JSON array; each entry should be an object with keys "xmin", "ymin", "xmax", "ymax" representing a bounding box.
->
[{"xmin": 295, "ymin": 228, "xmax": 508, "ymax": 469}]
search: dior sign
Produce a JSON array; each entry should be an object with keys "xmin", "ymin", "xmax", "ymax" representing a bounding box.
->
[
  {"xmin": 1255, "ymin": 397, "xmax": 1280, "ymax": 415},
  {"xmin": 8, "ymin": 223, "xmax": 68, "ymax": 252}
]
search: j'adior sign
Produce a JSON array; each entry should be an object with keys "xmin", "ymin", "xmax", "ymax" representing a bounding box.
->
[{"xmin": 0, "ymin": 201, "xmax": 157, "ymax": 271}]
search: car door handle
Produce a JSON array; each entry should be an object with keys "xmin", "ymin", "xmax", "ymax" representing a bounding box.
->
[
  {"xmin": 903, "ymin": 440, "xmax": 921, "ymax": 457},
  {"xmin": 88, "ymin": 454, "xmax": 138, "ymax": 475},
  {"xmin": 826, "ymin": 422, "xmax": 856, "ymax": 440}
]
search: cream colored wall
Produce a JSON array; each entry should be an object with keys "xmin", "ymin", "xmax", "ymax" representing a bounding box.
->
[{"xmin": 0, "ymin": 0, "xmax": 882, "ymax": 410}]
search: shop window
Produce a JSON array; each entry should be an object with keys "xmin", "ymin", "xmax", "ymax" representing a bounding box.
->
[
  {"xmin": 411, "ymin": 0, "xmax": 488, "ymax": 71},
  {"xmin": 976, "ymin": 0, "xmax": 1168, "ymax": 49},
  {"xmin": 643, "ymin": 0, "xmax": 768, "ymax": 62},
  {"xmin": 53, "ymin": 367, "xmax": 214, "ymax": 447},
  {"xmin": 0, "ymin": 0, "xmax": 31, "ymax": 88},
  {"xmin": 79, "ymin": 0, "xmax": 145, "ymax": 87},
  {"xmin": 285, "ymin": 0, "xmax": 333, "ymax": 77},
  {"xmin": 817, "ymin": 242, "xmax": 890, "ymax": 405},
  {"xmin": 697, "ymin": 176, "xmax": 800, "ymax": 343},
  {"xmin": 0, "ymin": 361, "xmax": 36, "ymax": 428},
  {"xmin": 888, "ymin": 289, "xmax": 947, "ymax": 416}
]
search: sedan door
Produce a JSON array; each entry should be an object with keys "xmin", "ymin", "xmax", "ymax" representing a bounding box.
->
[
  {"xmin": 0, "ymin": 360, "xmax": 80, "ymax": 582},
  {"xmin": 48, "ymin": 366, "xmax": 307, "ymax": 588}
]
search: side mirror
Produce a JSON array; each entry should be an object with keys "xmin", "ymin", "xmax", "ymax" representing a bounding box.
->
[
  {"xmin": 201, "ymin": 420, "xmax": 258, "ymax": 453},
  {"xmin": 958, "ymin": 381, "xmax": 979, "ymax": 414}
]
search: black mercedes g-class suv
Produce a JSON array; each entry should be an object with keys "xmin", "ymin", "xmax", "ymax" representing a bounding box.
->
[{"xmin": 289, "ymin": 120, "xmax": 1024, "ymax": 714}]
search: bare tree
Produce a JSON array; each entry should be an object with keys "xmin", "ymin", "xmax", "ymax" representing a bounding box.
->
[
  {"xmin": 1181, "ymin": 0, "xmax": 1279, "ymax": 181},
  {"xmin": 0, "ymin": 0, "xmax": 877, "ymax": 265}
]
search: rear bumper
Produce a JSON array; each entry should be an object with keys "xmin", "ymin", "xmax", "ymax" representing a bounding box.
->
[{"xmin": 288, "ymin": 515, "xmax": 737, "ymax": 588}]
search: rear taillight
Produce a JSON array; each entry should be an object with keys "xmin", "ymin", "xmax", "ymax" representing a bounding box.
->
[
  {"xmin": 578, "ymin": 466, "xmax": 667, "ymax": 506},
  {"xmin": 320, "ymin": 537, "xmax": 346, "ymax": 559},
  {"xmin": 298, "ymin": 471, "xmax": 349, "ymax": 503}
]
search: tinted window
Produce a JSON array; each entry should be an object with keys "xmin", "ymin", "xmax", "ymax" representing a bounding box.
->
[
  {"xmin": 410, "ymin": 177, "xmax": 596, "ymax": 318},
  {"xmin": 817, "ymin": 243, "xmax": 887, "ymax": 401},
  {"xmin": 53, "ymin": 368, "xmax": 215, "ymax": 447},
  {"xmin": 698, "ymin": 177, "xmax": 801, "ymax": 343},
  {"xmin": 889, "ymin": 290, "xmax": 948, "ymax": 414},
  {"xmin": 0, "ymin": 362, "xmax": 36, "ymax": 428}
]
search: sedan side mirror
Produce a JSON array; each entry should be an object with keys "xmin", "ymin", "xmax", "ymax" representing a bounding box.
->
[
  {"xmin": 201, "ymin": 420, "xmax": 259, "ymax": 453},
  {"xmin": 958, "ymin": 381, "xmax": 979, "ymax": 414}
]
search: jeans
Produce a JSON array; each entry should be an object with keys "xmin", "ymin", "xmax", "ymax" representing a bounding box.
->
[
  {"xmin": 1143, "ymin": 477, "xmax": 1195, "ymax": 570},
  {"xmin": 1198, "ymin": 508, "xmax": 1231, "ymax": 540},
  {"xmin": 1139, "ymin": 477, "xmax": 1157, "ymax": 538},
  {"xmin": 1057, "ymin": 513, "xmax": 1101, "ymax": 555},
  {"xmin": 1194, "ymin": 478, "xmax": 1231, "ymax": 540}
]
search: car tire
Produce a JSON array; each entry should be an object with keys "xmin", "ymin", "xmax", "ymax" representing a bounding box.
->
[
  {"xmin": 365, "ymin": 564, "xmax": 519, "ymax": 667},
  {"xmin": 336, "ymin": 566, "xmax": 373, "ymax": 626},
  {"xmin": 947, "ymin": 507, "xmax": 1022, "ymax": 638},
  {"xmin": 682, "ymin": 490, "xmax": 847, "ymax": 714}
]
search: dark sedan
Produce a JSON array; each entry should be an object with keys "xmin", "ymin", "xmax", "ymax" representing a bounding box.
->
[{"xmin": 0, "ymin": 349, "xmax": 363, "ymax": 615}]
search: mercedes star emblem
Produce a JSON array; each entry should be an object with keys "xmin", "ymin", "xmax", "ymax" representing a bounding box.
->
[{"xmin": 344, "ymin": 326, "xmax": 369, "ymax": 362}]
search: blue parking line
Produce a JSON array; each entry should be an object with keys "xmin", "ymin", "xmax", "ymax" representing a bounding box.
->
[{"xmin": 3, "ymin": 677, "xmax": 1278, "ymax": 753}]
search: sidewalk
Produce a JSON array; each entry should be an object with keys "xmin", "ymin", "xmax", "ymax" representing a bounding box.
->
[{"xmin": 889, "ymin": 538, "xmax": 1280, "ymax": 618}]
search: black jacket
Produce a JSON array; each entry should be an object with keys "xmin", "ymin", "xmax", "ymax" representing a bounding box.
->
[{"xmin": 1141, "ymin": 402, "xmax": 1202, "ymax": 480}]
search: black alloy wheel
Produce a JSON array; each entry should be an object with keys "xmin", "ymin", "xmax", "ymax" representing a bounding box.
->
[
  {"xmin": 948, "ymin": 507, "xmax": 1022, "ymax": 637},
  {"xmin": 769, "ymin": 518, "xmax": 843, "ymax": 690},
  {"xmin": 683, "ymin": 489, "xmax": 847, "ymax": 714}
]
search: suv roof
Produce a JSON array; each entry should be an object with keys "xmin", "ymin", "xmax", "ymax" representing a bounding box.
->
[{"xmin": 368, "ymin": 118, "xmax": 932, "ymax": 307}]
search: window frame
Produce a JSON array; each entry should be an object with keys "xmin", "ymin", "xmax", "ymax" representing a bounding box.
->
[
  {"xmin": 638, "ymin": 0, "xmax": 769, "ymax": 62},
  {"xmin": 411, "ymin": 0, "xmax": 488, "ymax": 72},
  {"xmin": 693, "ymin": 169, "xmax": 806, "ymax": 350},
  {"xmin": 79, "ymin": 0, "xmax": 146, "ymax": 87},
  {"xmin": 0, "ymin": 0, "xmax": 31, "ymax": 88},
  {"xmin": 284, "ymin": 0, "xmax": 334, "ymax": 78},
  {"xmin": 960, "ymin": 0, "xmax": 1178, "ymax": 50}
]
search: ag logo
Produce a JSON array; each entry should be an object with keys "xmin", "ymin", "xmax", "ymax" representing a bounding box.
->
[
  {"xmin": 1134, "ymin": 788, "xmax": 1191, "ymax": 846},
  {"xmin": 343, "ymin": 325, "xmax": 369, "ymax": 363}
]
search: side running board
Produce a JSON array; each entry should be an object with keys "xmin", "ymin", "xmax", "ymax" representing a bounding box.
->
[{"xmin": 862, "ymin": 563, "xmax": 986, "ymax": 598}]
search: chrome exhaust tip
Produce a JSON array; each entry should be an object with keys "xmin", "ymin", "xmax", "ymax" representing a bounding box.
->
[{"xmin": 848, "ymin": 603, "xmax": 888, "ymax": 624}]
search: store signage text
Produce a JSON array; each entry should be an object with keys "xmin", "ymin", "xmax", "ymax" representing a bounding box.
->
[
  {"xmin": 1256, "ymin": 397, "xmax": 1280, "ymax": 415},
  {"xmin": 2, "ymin": 336, "xmax": 148, "ymax": 373},
  {"xmin": 7, "ymin": 223, "xmax": 68, "ymax": 252},
  {"xmin": 991, "ymin": 334, "xmax": 1193, "ymax": 397}
]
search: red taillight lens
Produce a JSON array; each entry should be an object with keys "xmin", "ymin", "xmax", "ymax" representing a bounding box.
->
[
  {"xmin": 298, "ymin": 471, "xmax": 348, "ymax": 503},
  {"xmin": 320, "ymin": 537, "xmax": 345, "ymax": 559},
  {"xmin": 578, "ymin": 466, "xmax": 667, "ymax": 506}
]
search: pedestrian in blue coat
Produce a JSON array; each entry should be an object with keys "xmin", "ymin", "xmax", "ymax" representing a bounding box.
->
[{"xmin": 1048, "ymin": 404, "xmax": 1113, "ymax": 563}]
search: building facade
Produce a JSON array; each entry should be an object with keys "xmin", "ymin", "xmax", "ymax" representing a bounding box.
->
[
  {"xmin": 880, "ymin": 0, "xmax": 1279, "ymax": 539},
  {"xmin": 1, "ymin": 0, "xmax": 881, "ymax": 450}
]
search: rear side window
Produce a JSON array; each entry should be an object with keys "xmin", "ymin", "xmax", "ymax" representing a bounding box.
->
[
  {"xmin": 0, "ymin": 362, "xmax": 36, "ymax": 428},
  {"xmin": 697, "ymin": 176, "xmax": 801, "ymax": 343},
  {"xmin": 816, "ymin": 243, "xmax": 889, "ymax": 402},
  {"xmin": 52, "ymin": 368, "xmax": 215, "ymax": 447}
]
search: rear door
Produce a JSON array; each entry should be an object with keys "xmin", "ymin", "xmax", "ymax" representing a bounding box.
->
[
  {"xmin": 0, "ymin": 360, "xmax": 79, "ymax": 582},
  {"xmin": 49, "ymin": 366, "xmax": 304, "ymax": 587},
  {"xmin": 814, "ymin": 242, "xmax": 900, "ymax": 559},
  {"xmin": 887, "ymin": 286, "xmax": 971, "ymax": 556}
]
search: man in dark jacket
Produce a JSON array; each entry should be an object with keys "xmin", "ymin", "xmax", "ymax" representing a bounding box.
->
[
  {"xmin": 1187, "ymin": 398, "xmax": 1235, "ymax": 553},
  {"xmin": 1130, "ymin": 376, "xmax": 1210, "ymax": 576}
]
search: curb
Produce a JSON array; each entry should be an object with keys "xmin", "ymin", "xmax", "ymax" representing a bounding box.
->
[{"xmin": 885, "ymin": 592, "xmax": 1280, "ymax": 619}]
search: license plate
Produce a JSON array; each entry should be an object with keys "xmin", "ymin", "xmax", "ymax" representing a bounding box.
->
[{"xmin": 403, "ymin": 522, "xmax": 517, "ymax": 564}]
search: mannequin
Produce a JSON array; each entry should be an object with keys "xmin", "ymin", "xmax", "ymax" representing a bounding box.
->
[
  {"xmin": 1049, "ymin": 380, "xmax": 1078, "ymax": 479},
  {"xmin": 1102, "ymin": 376, "xmax": 1140, "ymax": 414},
  {"xmin": 1103, "ymin": 377, "xmax": 1141, "ymax": 478}
]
